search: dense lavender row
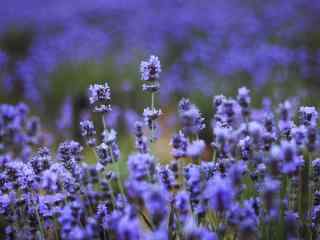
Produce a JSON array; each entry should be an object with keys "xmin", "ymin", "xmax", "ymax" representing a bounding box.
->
[
  {"xmin": 0, "ymin": 56, "xmax": 319, "ymax": 239},
  {"xmin": 0, "ymin": 0, "xmax": 320, "ymax": 103}
]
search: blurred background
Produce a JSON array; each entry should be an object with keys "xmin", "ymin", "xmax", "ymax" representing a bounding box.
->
[{"xmin": 0, "ymin": 0, "xmax": 320, "ymax": 157}]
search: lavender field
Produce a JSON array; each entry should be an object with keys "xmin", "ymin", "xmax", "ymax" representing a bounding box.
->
[{"xmin": 0, "ymin": 1, "xmax": 320, "ymax": 239}]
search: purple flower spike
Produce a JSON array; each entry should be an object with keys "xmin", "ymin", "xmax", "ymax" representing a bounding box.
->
[
  {"xmin": 205, "ymin": 175, "xmax": 234, "ymax": 213},
  {"xmin": 88, "ymin": 83, "xmax": 111, "ymax": 113},
  {"xmin": 140, "ymin": 55, "xmax": 161, "ymax": 81},
  {"xmin": 178, "ymin": 98, "xmax": 205, "ymax": 136}
]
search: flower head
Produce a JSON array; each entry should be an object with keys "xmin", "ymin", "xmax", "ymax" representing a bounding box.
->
[
  {"xmin": 143, "ymin": 107, "xmax": 162, "ymax": 130},
  {"xmin": 128, "ymin": 153, "xmax": 155, "ymax": 181},
  {"xmin": 178, "ymin": 98, "xmax": 205, "ymax": 135},
  {"xmin": 187, "ymin": 139, "xmax": 206, "ymax": 160},
  {"xmin": 299, "ymin": 106, "xmax": 318, "ymax": 127},
  {"xmin": 88, "ymin": 83, "xmax": 111, "ymax": 112},
  {"xmin": 170, "ymin": 131, "xmax": 188, "ymax": 159},
  {"xmin": 205, "ymin": 175, "xmax": 235, "ymax": 213},
  {"xmin": 80, "ymin": 120, "xmax": 96, "ymax": 146},
  {"xmin": 140, "ymin": 55, "xmax": 161, "ymax": 81},
  {"xmin": 237, "ymin": 86, "xmax": 251, "ymax": 117}
]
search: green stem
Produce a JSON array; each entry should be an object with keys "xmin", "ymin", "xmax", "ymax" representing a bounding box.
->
[
  {"xmin": 178, "ymin": 159, "xmax": 185, "ymax": 189},
  {"xmin": 53, "ymin": 218, "xmax": 60, "ymax": 240},
  {"xmin": 34, "ymin": 199, "xmax": 45, "ymax": 239},
  {"xmin": 108, "ymin": 146, "xmax": 125, "ymax": 199},
  {"xmin": 92, "ymin": 147, "xmax": 116, "ymax": 207},
  {"xmin": 137, "ymin": 209, "xmax": 154, "ymax": 230},
  {"xmin": 102, "ymin": 114, "xmax": 107, "ymax": 129},
  {"xmin": 299, "ymin": 152, "xmax": 312, "ymax": 240},
  {"xmin": 212, "ymin": 149, "xmax": 217, "ymax": 162},
  {"xmin": 279, "ymin": 175, "xmax": 288, "ymax": 240},
  {"xmin": 115, "ymin": 157, "xmax": 126, "ymax": 198},
  {"xmin": 151, "ymin": 92, "xmax": 155, "ymax": 143},
  {"xmin": 101, "ymin": 113, "xmax": 125, "ymax": 199}
]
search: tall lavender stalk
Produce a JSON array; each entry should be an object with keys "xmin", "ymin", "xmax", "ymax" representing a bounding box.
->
[
  {"xmin": 140, "ymin": 55, "xmax": 162, "ymax": 143},
  {"xmin": 88, "ymin": 82, "xmax": 125, "ymax": 198}
]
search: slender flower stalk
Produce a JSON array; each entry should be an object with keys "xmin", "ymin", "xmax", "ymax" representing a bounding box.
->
[
  {"xmin": 151, "ymin": 91, "xmax": 155, "ymax": 140},
  {"xmin": 299, "ymin": 151, "xmax": 312, "ymax": 240},
  {"xmin": 35, "ymin": 198, "xmax": 46, "ymax": 240},
  {"xmin": 88, "ymin": 82, "xmax": 125, "ymax": 200},
  {"xmin": 140, "ymin": 55, "xmax": 162, "ymax": 143}
]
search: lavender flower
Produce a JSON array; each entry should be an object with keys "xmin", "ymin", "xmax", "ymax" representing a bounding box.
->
[
  {"xmin": 57, "ymin": 140, "xmax": 83, "ymax": 172},
  {"xmin": 313, "ymin": 159, "xmax": 320, "ymax": 178},
  {"xmin": 262, "ymin": 177, "xmax": 280, "ymax": 219},
  {"xmin": 298, "ymin": 106, "xmax": 318, "ymax": 127},
  {"xmin": 95, "ymin": 143, "xmax": 113, "ymax": 169},
  {"xmin": 170, "ymin": 131, "xmax": 188, "ymax": 159},
  {"xmin": 201, "ymin": 161, "xmax": 217, "ymax": 180},
  {"xmin": 178, "ymin": 98, "xmax": 205, "ymax": 136},
  {"xmin": 212, "ymin": 125, "xmax": 233, "ymax": 159},
  {"xmin": 30, "ymin": 147, "xmax": 51, "ymax": 174},
  {"xmin": 186, "ymin": 139, "xmax": 206, "ymax": 160},
  {"xmin": 205, "ymin": 175, "xmax": 235, "ymax": 213},
  {"xmin": 227, "ymin": 161, "xmax": 247, "ymax": 188},
  {"xmin": 140, "ymin": 56, "xmax": 162, "ymax": 143},
  {"xmin": 248, "ymin": 121, "xmax": 263, "ymax": 147},
  {"xmin": 312, "ymin": 205, "xmax": 320, "ymax": 229},
  {"xmin": 157, "ymin": 165, "xmax": 177, "ymax": 191},
  {"xmin": 216, "ymin": 99, "xmax": 240, "ymax": 126},
  {"xmin": 143, "ymin": 185, "xmax": 169, "ymax": 227},
  {"xmin": 227, "ymin": 200, "xmax": 258, "ymax": 240},
  {"xmin": 96, "ymin": 129, "xmax": 120, "ymax": 171},
  {"xmin": 140, "ymin": 55, "xmax": 161, "ymax": 82},
  {"xmin": 175, "ymin": 191, "xmax": 190, "ymax": 223},
  {"xmin": 184, "ymin": 221, "xmax": 218, "ymax": 240},
  {"xmin": 133, "ymin": 121, "xmax": 149, "ymax": 153},
  {"xmin": 291, "ymin": 125, "xmax": 307, "ymax": 146},
  {"xmin": 184, "ymin": 164, "xmax": 205, "ymax": 213},
  {"xmin": 117, "ymin": 215, "xmax": 142, "ymax": 240},
  {"xmin": 80, "ymin": 120, "xmax": 96, "ymax": 146},
  {"xmin": 238, "ymin": 136, "xmax": 251, "ymax": 161},
  {"xmin": 0, "ymin": 194, "xmax": 11, "ymax": 214},
  {"xmin": 237, "ymin": 86, "xmax": 251, "ymax": 118},
  {"xmin": 268, "ymin": 145, "xmax": 282, "ymax": 176},
  {"xmin": 279, "ymin": 141, "xmax": 303, "ymax": 175},
  {"xmin": 143, "ymin": 107, "xmax": 162, "ymax": 130},
  {"xmin": 88, "ymin": 83, "xmax": 111, "ymax": 113},
  {"xmin": 278, "ymin": 100, "xmax": 294, "ymax": 138},
  {"xmin": 213, "ymin": 95, "xmax": 226, "ymax": 109},
  {"xmin": 128, "ymin": 153, "xmax": 155, "ymax": 181},
  {"xmin": 285, "ymin": 211, "xmax": 299, "ymax": 238}
]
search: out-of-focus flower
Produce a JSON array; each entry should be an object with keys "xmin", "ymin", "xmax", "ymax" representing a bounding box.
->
[
  {"xmin": 170, "ymin": 131, "xmax": 188, "ymax": 159},
  {"xmin": 262, "ymin": 177, "xmax": 280, "ymax": 219},
  {"xmin": 178, "ymin": 98, "xmax": 205, "ymax": 136},
  {"xmin": 299, "ymin": 106, "xmax": 318, "ymax": 127},
  {"xmin": 143, "ymin": 184, "xmax": 169, "ymax": 227},
  {"xmin": 128, "ymin": 153, "xmax": 155, "ymax": 181},
  {"xmin": 237, "ymin": 87, "xmax": 251, "ymax": 118},
  {"xmin": 205, "ymin": 175, "xmax": 234, "ymax": 213},
  {"xmin": 279, "ymin": 141, "xmax": 303, "ymax": 174},
  {"xmin": 187, "ymin": 139, "xmax": 206, "ymax": 160}
]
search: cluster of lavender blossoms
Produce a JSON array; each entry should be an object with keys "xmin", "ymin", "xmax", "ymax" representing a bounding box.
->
[{"xmin": 1, "ymin": 56, "xmax": 320, "ymax": 240}]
